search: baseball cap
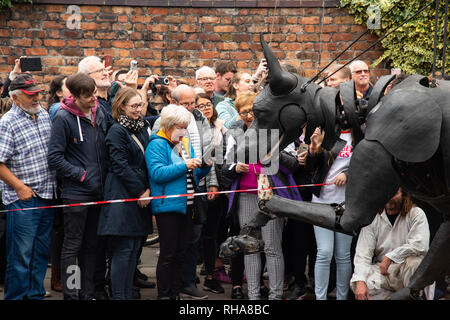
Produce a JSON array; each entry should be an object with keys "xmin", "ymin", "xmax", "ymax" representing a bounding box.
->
[{"xmin": 9, "ymin": 73, "xmax": 43, "ymax": 95}]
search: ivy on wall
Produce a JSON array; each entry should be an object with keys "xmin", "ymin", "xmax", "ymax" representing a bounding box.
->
[
  {"xmin": 0, "ymin": 0, "xmax": 31, "ymax": 10},
  {"xmin": 340, "ymin": 0, "xmax": 449, "ymax": 76}
]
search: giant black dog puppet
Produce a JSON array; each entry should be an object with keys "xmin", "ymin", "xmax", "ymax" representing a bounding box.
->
[{"xmin": 220, "ymin": 34, "xmax": 450, "ymax": 300}]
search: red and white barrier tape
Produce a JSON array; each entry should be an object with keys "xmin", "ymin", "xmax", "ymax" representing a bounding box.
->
[{"xmin": 0, "ymin": 182, "xmax": 333, "ymax": 213}]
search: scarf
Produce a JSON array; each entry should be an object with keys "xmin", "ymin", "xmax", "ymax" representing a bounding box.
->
[{"xmin": 117, "ymin": 114, "xmax": 144, "ymax": 132}]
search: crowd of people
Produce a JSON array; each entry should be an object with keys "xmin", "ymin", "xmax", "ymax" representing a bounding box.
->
[{"xmin": 0, "ymin": 53, "xmax": 444, "ymax": 301}]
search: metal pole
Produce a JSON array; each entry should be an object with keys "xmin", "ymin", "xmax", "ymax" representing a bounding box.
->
[
  {"xmin": 432, "ymin": 0, "xmax": 440, "ymax": 78},
  {"xmin": 442, "ymin": 0, "xmax": 448, "ymax": 77}
]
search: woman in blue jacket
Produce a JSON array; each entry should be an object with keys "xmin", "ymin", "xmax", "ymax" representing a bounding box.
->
[
  {"xmin": 145, "ymin": 104, "xmax": 210, "ymax": 300},
  {"xmin": 97, "ymin": 87, "xmax": 153, "ymax": 300}
]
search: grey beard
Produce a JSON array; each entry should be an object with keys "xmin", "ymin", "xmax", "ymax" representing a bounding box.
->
[{"xmin": 17, "ymin": 103, "xmax": 41, "ymax": 115}]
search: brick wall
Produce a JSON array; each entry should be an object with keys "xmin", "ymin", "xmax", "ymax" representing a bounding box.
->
[{"xmin": 0, "ymin": 2, "xmax": 388, "ymax": 90}]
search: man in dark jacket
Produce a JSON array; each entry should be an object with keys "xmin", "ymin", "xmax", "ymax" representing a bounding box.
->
[{"xmin": 47, "ymin": 73, "xmax": 109, "ymax": 300}]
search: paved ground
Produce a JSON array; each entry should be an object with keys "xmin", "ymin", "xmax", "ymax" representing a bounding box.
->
[
  {"xmin": 0, "ymin": 242, "xmax": 316, "ymax": 301},
  {"xmin": 0, "ymin": 241, "xmax": 448, "ymax": 300}
]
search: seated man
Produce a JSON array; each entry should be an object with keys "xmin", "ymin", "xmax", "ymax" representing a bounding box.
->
[{"xmin": 350, "ymin": 188, "xmax": 430, "ymax": 300}]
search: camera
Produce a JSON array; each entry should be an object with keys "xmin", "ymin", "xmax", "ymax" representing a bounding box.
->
[{"xmin": 154, "ymin": 76, "xmax": 169, "ymax": 86}]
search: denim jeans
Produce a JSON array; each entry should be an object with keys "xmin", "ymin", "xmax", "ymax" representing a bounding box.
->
[
  {"xmin": 313, "ymin": 226, "xmax": 353, "ymax": 300},
  {"xmin": 4, "ymin": 197, "xmax": 54, "ymax": 300},
  {"xmin": 108, "ymin": 236, "xmax": 141, "ymax": 300}
]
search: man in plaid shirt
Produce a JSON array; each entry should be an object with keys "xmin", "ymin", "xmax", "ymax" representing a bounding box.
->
[{"xmin": 0, "ymin": 74, "xmax": 56, "ymax": 300}]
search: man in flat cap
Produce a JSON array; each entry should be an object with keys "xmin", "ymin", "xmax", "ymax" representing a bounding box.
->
[{"xmin": 0, "ymin": 73, "xmax": 56, "ymax": 300}]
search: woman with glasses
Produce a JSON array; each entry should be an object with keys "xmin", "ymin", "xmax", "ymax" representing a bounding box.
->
[
  {"xmin": 193, "ymin": 93, "xmax": 230, "ymax": 294},
  {"xmin": 221, "ymin": 91, "xmax": 286, "ymax": 300},
  {"xmin": 97, "ymin": 87, "xmax": 153, "ymax": 300},
  {"xmin": 216, "ymin": 71, "xmax": 254, "ymax": 129}
]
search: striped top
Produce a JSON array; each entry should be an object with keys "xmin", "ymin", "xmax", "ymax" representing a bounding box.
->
[
  {"xmin": 180, "ymin": 143, "xmax": 195, "ymax": 206},
  {"xmin": 187, "ymin": 113, "xmax": 205, "ymax": 187}
]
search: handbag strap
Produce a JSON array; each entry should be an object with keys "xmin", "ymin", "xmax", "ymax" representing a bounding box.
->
[{"xmin": 131, "ymin": 134, "xmax": 145, "ymax": 155}]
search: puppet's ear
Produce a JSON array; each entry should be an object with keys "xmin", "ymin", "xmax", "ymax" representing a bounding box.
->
[{"xmin": 260, "ymin": 33, "xmax": 297, "ymax": 96}]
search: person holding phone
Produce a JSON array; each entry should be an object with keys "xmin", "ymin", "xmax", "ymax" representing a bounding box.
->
[
  {"xmin": 221, "ymin": 91, "xmax": 286, "ymax": 300},
  {"xmin": 305, "ymin": 126, "xmax": 354, "ymax": 300},
  {"xmin": 1, "ymin": 57, "xmax": 27, "ymax": 100},
  {"xmin": 151, "ymin": 84, "xmax": 219, "ymax": 300},
  {"xmin": 193, "ymin": 92, "xmax": 228, "ymax": 295},
  {"xmin": 145, "ymin": 104, "xmax": 211, "ymax": 300}
]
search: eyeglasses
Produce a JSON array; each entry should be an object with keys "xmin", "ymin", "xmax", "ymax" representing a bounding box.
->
[
  {"xmin": 180, "ymin": 101, "xmax": 196, "ymax": 108},
  {"xmin": 239, "ymin": 110, "xmax": 254, "ymax": 117},
  {"xmin": 352, "ymin": 69, "xmax": 370, "ymax": 75},
  {"xmin": 127, "ymin": 102, "xmax": 144, "ymax": 109},
  {"xmin": 88, "ymin": 67, "xmax": 108, "ymax": 75},
  {"xmin": 197, "ymin": 77, "xmax": 216, "ymax": 82},
  {"xmin": 195, "ymin": 103, "xmax": 213, "ymax": 110}
]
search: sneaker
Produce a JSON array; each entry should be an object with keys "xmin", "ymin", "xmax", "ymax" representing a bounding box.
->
[
  {"xmin": 214, "ymin": 269, "xmax": 232, "ymax": 284},
  {"xmin": 283, "ymin": 275, "xmax": 295, "ymax": 291},
  {"xmin": 203, "ymin": 277, "xmax": 225, "ymax": 294},
  {"xmin": 286, "ymin": 285, "xmax": 307, "ymax": 300},
  {"xmin": 180, "ymin": 285, "xmax": 208, "ymax": 300},
  {"xmin": 134, "ymin": 277, "xmax": 156, "ymax": 289},
  {"xmin": 231, "ymin": 286, "xmax": 244, "ymax": 299},
  {"xmin": 44, "ymin": 291, "xmax": 52, "ymax": 298},
  {"xmin": 135, "ymin": 268, "xmax": 148, "ymax": 281},
  {"xmin": 260, "ymin": 286, "xmax": 269, "ymax": 299},
  {"xmin": 327, "ymin": 288, "xmax": 337, "ymax": 299}
]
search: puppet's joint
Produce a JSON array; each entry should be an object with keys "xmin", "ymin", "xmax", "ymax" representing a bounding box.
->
[
  {"xmin": 332, "ymin": 202, "xmax": 346, "ymax": 231},
  {"xmin": 258, "ymin": 199, "xmax": 277, "ymax": 219},
  {"xmin": 219, "ymin": 227, "xmax": 264, "ymax": 258}
]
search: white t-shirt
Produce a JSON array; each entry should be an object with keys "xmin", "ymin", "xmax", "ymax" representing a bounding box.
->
[{"xmin": 312, "ymin": 130, "xmax": 353, "ymax": 204}]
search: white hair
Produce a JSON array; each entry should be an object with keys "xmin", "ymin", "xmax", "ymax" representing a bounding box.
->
[
  {"xmin": 195, "ymin": 66, "xmax": 215, "ymax": 80},
  {"xmin": 9, "ymin": 89, "xmax": 23, "ymax": 99},
  {"xmin": 159, "ymin": 104, "xmax": 192, "ymax": 130},
  {"xmin": 78, "ymin": 56, "xmax": 102, "ymax": 73},
  {"xmin": 193, "ymin": 86, "xmax": 206, "ymax": 95},
  {"xmin": 170, "ymin": 84, "xmax": 195, "ymax": 102},
  {"xmin": 348, "ymin": 60, "xmax": 368, "ymax": 73}
]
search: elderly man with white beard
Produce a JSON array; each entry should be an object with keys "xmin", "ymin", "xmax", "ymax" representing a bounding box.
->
[{"xmin": 0, "ymin": 74, "xmax": 56, "ymax": 300}]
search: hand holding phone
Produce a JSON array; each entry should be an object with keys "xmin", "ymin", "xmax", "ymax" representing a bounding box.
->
[
  {"xmin": 297, "ymin": 143, "xmax": 308, "ymax": 154},
  {"xmin": 104, "ymin": 55, "xmax": 112, "ymax": 68},
  {"xmin": 20, "ymin": 57, "xmax": 42, "ymax": 72},
  {"xmin": 130, "ymin": 60, "xmax": 138, "ymax": 71}
]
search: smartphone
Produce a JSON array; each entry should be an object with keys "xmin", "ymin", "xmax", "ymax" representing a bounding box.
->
[
  {"xmin": 130, "ymin": 60, "xmax": 138, "ymax": 71},
  {"xmin": 20, "ymin": 57, "xmax": 42, "ymax": 72},
  {"xmin": 104, "ymin": 55, "xmax": 112, "ymax": 69},
  {"xmin": 298, "ymin": 143, "xmax": 308, "ymax": 154},
  {"xmin": 201, "ymin": 143, "xmax": 216, "ymax": 167}
]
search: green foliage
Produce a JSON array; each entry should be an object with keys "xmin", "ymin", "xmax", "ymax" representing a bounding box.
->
[
  {"xmin": 0, "ymin": 0, "xmax": 33, "ymax": 11},
  {"xmin": 340, "ymin": 0, "xmax": 449, "ymax": 76}
]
